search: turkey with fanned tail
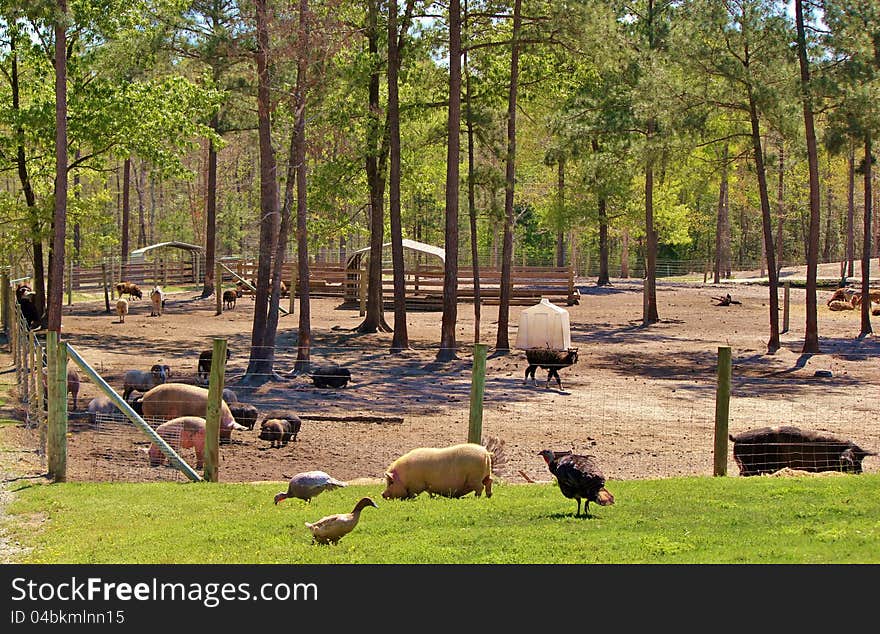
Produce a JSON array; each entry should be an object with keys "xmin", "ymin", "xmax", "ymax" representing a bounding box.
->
[{"xmin": 538, "ymin": 449, "xmax": 614, "ymax": 517}]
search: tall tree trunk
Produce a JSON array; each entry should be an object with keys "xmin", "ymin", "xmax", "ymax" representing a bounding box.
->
[
  {"xmin": 73, "ymin": 150, "xmax": 81, "ymax": 260},
  {"xmin": 823, "ymin": 158, "xmax": 833, "ymax": 263},
  {"xmin": 621, "ymin": 228, "xmax": 630, "ymax": 278},
  {"xmin": 795, "ymin": 0, "xmax": 821, "ymax": 353},
  {"xmin": 592, "ymin": 139, "xmax": 610, "ymax": 286},
  {"xmin": 846, "ymin": 145, "xmax": 855, "ymax": 279},
  {"xmin": 122, "ymin": 157, "xmax": 131, "ymax": 268},
  {"xmin": 860, "ymin": 134, "xmax": 873, "ymax": 337},
  {"xmin": 714, "ymin": 145, "xmax": 729, "ymax": 284},
  {"xmin": 494, "ymin": 0, "xmax": 522, "ymax": 353},
  {"xmin": 294, "ymin": 0, "xmax": 312, "ymax": 371},
  {"xmin": 747, "ymin": 87, "xmax": 780, "ymax": 352},
  {"xmin": 134, "ymin": 160, "xmax": 147, "ymax": 248},
  {"xmin": 438, "ymin": 0, "xmax": 462, "ymax": 361},
  {"xmin": 775, "ymin": 139, "xmax": 785, "ymax": 277},
  {"xmin": 11, "ymin": 27, "xmax": 47, "ymax": 319},
  {"xmin": 243, "ymin": 0, "xmax": 280, "ymax": 384},
  {"xmin": 643, "ymin": 120, "xmax": 659, "ymax": 324},
  {"xmin": 464, "ymin": 5, "xmax": 482, "ymax": 343},
  {"xmin": 389, "ymin": 0, "xmax": 409, "ymax": 351},
  {"xmin": 202, "ymin": 113, "xmax": 220, "ymax": 298},
  {"xmin": 360, "ymin": 0, "xmax": 391, "ymax": 334},
  {"xmin": 556, "ymin": 157, "xmax": 565, "ymax": 267},
  {"xmin": 48, "ymin": 1, "xmax": 67, "ymax": 333}
]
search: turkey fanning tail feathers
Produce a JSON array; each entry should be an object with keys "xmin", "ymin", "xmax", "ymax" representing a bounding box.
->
[{"xmin": 539, "ymin": 449, "xmax": 614, "ymax": 517}]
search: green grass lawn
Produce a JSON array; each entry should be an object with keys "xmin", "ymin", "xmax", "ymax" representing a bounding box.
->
[{"xmin": 6, "ymin": 475, "xmax": 880, "ymax": 564}]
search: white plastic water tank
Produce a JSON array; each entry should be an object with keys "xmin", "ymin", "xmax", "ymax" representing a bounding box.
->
[{"xmin": 515, "ymin": 298, "xmax": 571, "ymax": 350}]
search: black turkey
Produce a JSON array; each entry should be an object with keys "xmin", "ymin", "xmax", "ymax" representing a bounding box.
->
[{"xmin": 539, "ymin": 449, "xmax": 614, "ymax": 517}]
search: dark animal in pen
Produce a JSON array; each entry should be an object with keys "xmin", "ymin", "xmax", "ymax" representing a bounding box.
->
[
  {"xmin": 728, "ymin": 425, "xmax": 876, "ymax": 476},
  {"xmin": 309, "ymin": 364, "xmax": 352, "ymax": 388},
  {"xmin": 122, "ymin": 364, "xmax": 169, "ymax": 401},
  {"xmin": 524, "ymin": 348, "xmax": 578, "ymax": 389},
  {"xmin": 222, "ymin": 289, "xmax": 237, "ymax": 310},
  {"xmin": 259, "ymin": 409, "xmax": 302, "ymax": 442},
  {"xmin": 16, "ymin": 284, "xmax": 42, "ymax": 330},
  {"xmin": 228, "ymin": 403, "xmax": 259, "ymax": 431},
  {"xmin": 115, "ymin": 281, "xmax": 142, "ymax": 300},
  {"xmin": 539, "ymin": 449, "xmax": 614, "ymax": 517},
  {"xmin": 712, "ymin": 293, "xmax": 741, "ymax": 306},
  {"xmin": 197, "ymin": 348, "xmax": 231, "ymax": 384},
  {"xmin": 258, "ymin": 418, "xmax": 297, "ymax": 448}
]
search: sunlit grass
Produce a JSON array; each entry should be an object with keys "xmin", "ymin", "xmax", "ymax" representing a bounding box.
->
[{"xmin": 6, "ymin": 475, "xmax": 880, "ymax": 564}]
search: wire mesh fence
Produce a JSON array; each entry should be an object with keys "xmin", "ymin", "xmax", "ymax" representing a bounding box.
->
[{"xmin": 5, "ymin": 277, "xmax": 879, "ymax": 485}]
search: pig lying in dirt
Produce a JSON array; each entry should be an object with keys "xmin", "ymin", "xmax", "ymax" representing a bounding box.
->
[
  {"xmin": 140, "ymin": 383, "xmax": 247, "ymax": 442},
  {"xmin": 148, "ymin": 416, "xmax": 207, "ymax": 469},
  {"xmin": 729, "ymin": 425, "xmax": 876, "ymax": 476},
  {"xmin": 382, "ymin": 442, "xmax": 494, "ymax": 500}
]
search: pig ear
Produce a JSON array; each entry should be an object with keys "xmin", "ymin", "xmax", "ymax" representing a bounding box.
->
[{"xmin": 384, "ymin": 471, "xmax": 395, "ymax": 484}]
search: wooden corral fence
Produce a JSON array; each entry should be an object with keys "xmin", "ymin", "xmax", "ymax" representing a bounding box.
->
[
  {"xmin": 66, "ymin": 259, "xmax": 201, "ymax": 296},
  {"xmin": 228, "ymin": 260, "xmax": 579, "ymax": 310}
]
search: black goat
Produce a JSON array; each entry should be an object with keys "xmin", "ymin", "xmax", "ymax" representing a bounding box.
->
[
  {"xmin": 197, "ymin": 348, "xmax": 231, "ymax": 384},
  {"xmin": 16, "ymin": 284, "xmax": 41, "ymax": 330},
  {"xmin": 524, "ymin": 348, "xmax": 578, "ymax": 390}
]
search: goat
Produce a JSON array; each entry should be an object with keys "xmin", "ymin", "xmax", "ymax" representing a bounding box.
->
[
  {"xmin": 222, "ymin": 289, "xmax": 237, "ymax": 310},
  {"xmin": 150, "ymin": 286, "xmax": 165, "ymax": 316},
  {"xmin": 197, "ymin": 347, "xmax": 231, "ymax": 384},
  {"xmin": 123, "ymin": 364, "xmax": 169, "ymax": 401},
  {"xmin": 115, "ymin": 281, "xmax": 142, "ymax": 300},
  {"xmin": 116, "ymin": 298, "xmax": 129, "ymax": 323},
  {"xmin": 16, "ymin": 284, "xmax": 41, "ymax": 330},
  {"xmin": 524, "ymin": 347, "xmax": 579, "ymax": 390}
]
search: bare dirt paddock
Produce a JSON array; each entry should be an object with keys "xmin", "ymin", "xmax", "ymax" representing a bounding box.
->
[{"xmin": 3, "ymin": 277, "xmax": 879, "ymax": 484}]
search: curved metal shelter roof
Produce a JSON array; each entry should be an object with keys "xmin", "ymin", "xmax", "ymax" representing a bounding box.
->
[
  {"xmin": 346, "ymin": 238, "xmax": 445, "ymax": 268},
  {"xmin": 128, "ymin": 241, "xmax": 203, "ymax": 263}
]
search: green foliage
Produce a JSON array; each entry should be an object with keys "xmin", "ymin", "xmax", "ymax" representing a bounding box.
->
[{"xmin": 6, "ymin": 475, "xmax": 880, "ymax": 563}]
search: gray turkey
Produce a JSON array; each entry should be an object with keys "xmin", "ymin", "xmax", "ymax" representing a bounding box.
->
[
  {"xmin": 539, "ymin": 449, "xmax": 614, "ymax": 517},
  {"xmin": 274, "ymin": 471, "xmax": 347, "ymax": 504}
]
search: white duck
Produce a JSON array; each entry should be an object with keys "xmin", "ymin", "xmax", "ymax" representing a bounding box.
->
[
  {"xmin": 274, "ymin": 471, "xmax": 347, "ymax": 504},
  {"xmin": 305, "ymin": 497, "xmax": 378, "ymax": 545}
]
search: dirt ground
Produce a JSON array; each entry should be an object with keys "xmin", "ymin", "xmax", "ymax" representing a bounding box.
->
[{"xmin": 2, "ymin": 273, "xmax": 879, "ymax": 487}]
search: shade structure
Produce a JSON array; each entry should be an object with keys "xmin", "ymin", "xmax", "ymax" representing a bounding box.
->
[{"xmin": 515, "ymin": 298, "xmax": 571, "ymax": 350}]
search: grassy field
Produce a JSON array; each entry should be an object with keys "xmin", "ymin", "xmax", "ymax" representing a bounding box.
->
[{"xmin": 5, "ymin": 474, "xmax": 880, "ymax": 564}]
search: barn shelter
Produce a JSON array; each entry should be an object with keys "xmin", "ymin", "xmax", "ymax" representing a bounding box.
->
[
  {"xmin": 124, "ymin": 241, "xmax": 205, "ymax": 285},
  {"xmin": 342, "ymin": 239, "xmax": 579, "ymax": 309},
  {"xmin": 344, "ymin": 239, "xmax": 446, "ymax": 309},
  {"xmin": 128, "ymin": 241, "xmax": 204, "ymax": 265}
]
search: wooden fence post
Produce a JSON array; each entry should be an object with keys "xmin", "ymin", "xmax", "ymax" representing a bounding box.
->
[
  {"xmin": 67, "ymin": 258, "xmax": 73, "ymax": 306},
  {"xmin": 31, "ymin": 331, "xmax": 44, "ymax": 429},
  {"xmin": 1, "ymin": 270, "xmax": 8, "ymax": 333},
  {"xmin": 29, "ymin": 331, "xmax": 40, "ymax": 428},
  {"xmin": 47, "ymin": 332, "xmax": 68, "ymax": 482},
  {"xmin": 713, "ymin": 346, "xmax": 732, "ymax": 477},
  {"xmin": 468, "ymin": 343, "xmax": 488, "ymax": 445},
  {"xmin": 20, "ymin": 315, "xmax": 29, "ymax": 406},
  {"xmin": 203, "ymin": 338, "xmax": 227, "ymax": 483},
  {"xmin": 215, "ymin": 260, "xmax": 223, "ymax": 316},
  {"xmin": 782, "ymin": 281, "xmax": 790, "ymax": 334},
  {"xmin": 359, "ymin": 269, "xmax": 366, "ymax": 317},
  {"xmin": 101, "ymin": 261, "xmax": 111, "ymax": 313},
  {"xmin": 288, "ymin": 267, "xmax": 296, "ymax": 314}
]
